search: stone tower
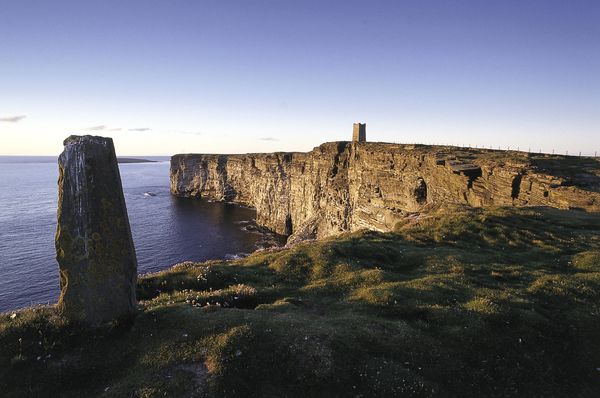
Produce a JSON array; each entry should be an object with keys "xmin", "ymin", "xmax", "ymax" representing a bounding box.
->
[{"xmin": 352, "ymin": 123, "xmax": 366, "ymax": 142}]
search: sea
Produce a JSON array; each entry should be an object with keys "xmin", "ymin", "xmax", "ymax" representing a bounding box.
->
[{"xmin": 0, "ymin": 156, "xmax": 282, "ymax": 313}]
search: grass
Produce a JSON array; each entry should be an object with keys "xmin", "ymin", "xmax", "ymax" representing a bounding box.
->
[{"xmin": 1, "ymin": 205, "xmax": 600, "ymax": 397}]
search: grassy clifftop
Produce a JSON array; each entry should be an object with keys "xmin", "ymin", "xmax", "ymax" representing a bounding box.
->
[{"xmin": 2, "ymin": 206, "xmax": 600, "ymax": 397}]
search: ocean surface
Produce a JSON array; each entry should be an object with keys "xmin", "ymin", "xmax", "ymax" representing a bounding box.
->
[{"xmin": 0, "ymin": 156, "xmax": 282, "ymax": 312}]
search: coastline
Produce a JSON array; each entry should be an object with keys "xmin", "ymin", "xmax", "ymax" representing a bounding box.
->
[
  {"xmin": 2, "ymin": 205, "xmax": 599, "ymax": 396},
  {"xmin": 0, "ymin": 161, "xmax": 280, "ymax": 313}
]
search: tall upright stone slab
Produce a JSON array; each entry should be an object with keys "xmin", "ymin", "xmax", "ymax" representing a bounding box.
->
[{"xmin": 56, "ymin": 135, "xmax": 137, "ymax": 325}]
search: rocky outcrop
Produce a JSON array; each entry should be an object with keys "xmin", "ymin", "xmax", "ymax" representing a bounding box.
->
[
  {"xmin": 56, "ymin": 135, "xmax": 137, "ymax": 325},
  {"xmin": 171, "ymin": 142, "xmax": 600, "ymax": 242}
]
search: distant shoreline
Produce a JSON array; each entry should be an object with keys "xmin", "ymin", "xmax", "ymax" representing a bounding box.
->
[
  {"xmin": 117, "ymin": 157, "xmax": 157, "ymax": 164},
  {"xmin": 0, "ymin": 156, "xmax": 169, "ymax": 164}
]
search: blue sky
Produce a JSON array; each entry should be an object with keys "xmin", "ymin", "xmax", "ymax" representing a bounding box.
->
[{"xmin": 1, "ymin": 0, "xmax": 598, "ymax": 155}]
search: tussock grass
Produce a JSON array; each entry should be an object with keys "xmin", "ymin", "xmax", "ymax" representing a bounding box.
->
[{"xmin": 1, "ymin": 206, "xmax": 600, "ymax": 397}]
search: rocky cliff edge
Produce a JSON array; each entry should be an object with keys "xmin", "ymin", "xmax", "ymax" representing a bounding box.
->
[{"xmin": 170, "ymin": 142, "xmax": 600, "ymax": 242}]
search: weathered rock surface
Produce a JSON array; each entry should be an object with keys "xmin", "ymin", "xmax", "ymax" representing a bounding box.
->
[
  {"xmin": 56, "ymin": 135, "xmax": 137, "ymax": 325},
  {"xmin": 171, "ymin": 142, "xmax": 600, "ymax": 242}
]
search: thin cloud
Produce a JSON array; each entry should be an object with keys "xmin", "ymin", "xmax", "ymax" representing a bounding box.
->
[
  {"xmin": 177, "ymin": 130, "xmax": 202, "ymax": 136},
  {"xmin": 259, "ymin": 137, "xmax": 279, "ymax": 141},
  {"xmin": 109, "ymin": 127, "xmax": 122, "ymax": 131},
  {"xmin": 85, "ymin": 125, "xmax": 106, "ymax": 131},
  {"xmin": 0, "ymin": 115, "xmax": 27, "ymax": 123},
  {"xmin": 128, "ymin": 127, "xmax": 151, "ymax": 132}
]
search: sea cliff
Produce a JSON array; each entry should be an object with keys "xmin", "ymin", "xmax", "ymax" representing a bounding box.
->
[{"xmin": 170, "ymin": 142, "xmax": 600, "ymax": 242}]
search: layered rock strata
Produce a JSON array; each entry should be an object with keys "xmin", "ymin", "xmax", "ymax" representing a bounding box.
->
[
  {"xmin": 171, "ymin": 142, "xmax": 600, "ymax": 242},
  {"xmin": 56, "ymin": 135, "xmax": 137, "ymax": 325}
]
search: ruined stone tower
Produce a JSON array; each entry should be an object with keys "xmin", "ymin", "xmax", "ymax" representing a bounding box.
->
[{"xmin": 352, "ymin": 123, "xmax": 366, "ymax": 142}]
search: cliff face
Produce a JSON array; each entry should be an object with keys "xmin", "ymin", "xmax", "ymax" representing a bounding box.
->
[{"xmin": 171, "ymin": 142, "xmax": 600, "ymax": 241}]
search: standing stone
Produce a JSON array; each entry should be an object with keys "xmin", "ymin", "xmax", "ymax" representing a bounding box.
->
[{"xmin": 56, "ymin": 135, "xmax": 137, "ymax": 325}]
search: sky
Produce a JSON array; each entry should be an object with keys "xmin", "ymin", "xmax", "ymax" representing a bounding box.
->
[{"xmin": 0, "ymin": 0, "xmax": 599, "ymax": 156}]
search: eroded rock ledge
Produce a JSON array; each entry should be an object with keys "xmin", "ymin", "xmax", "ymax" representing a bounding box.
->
[{"xmin": 170, "ymin": 142, "xmax": 600, "ymax": 242}]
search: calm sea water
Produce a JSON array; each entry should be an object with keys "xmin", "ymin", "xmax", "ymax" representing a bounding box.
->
[{"xmin": 0, "ymin": 156, "xmax": 280, "ymax": 312}]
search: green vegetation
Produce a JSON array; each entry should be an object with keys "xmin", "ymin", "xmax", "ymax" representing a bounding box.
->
[{"xmin": 2, "ymin": 206, "xmax": 600, "ymax": 397}]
